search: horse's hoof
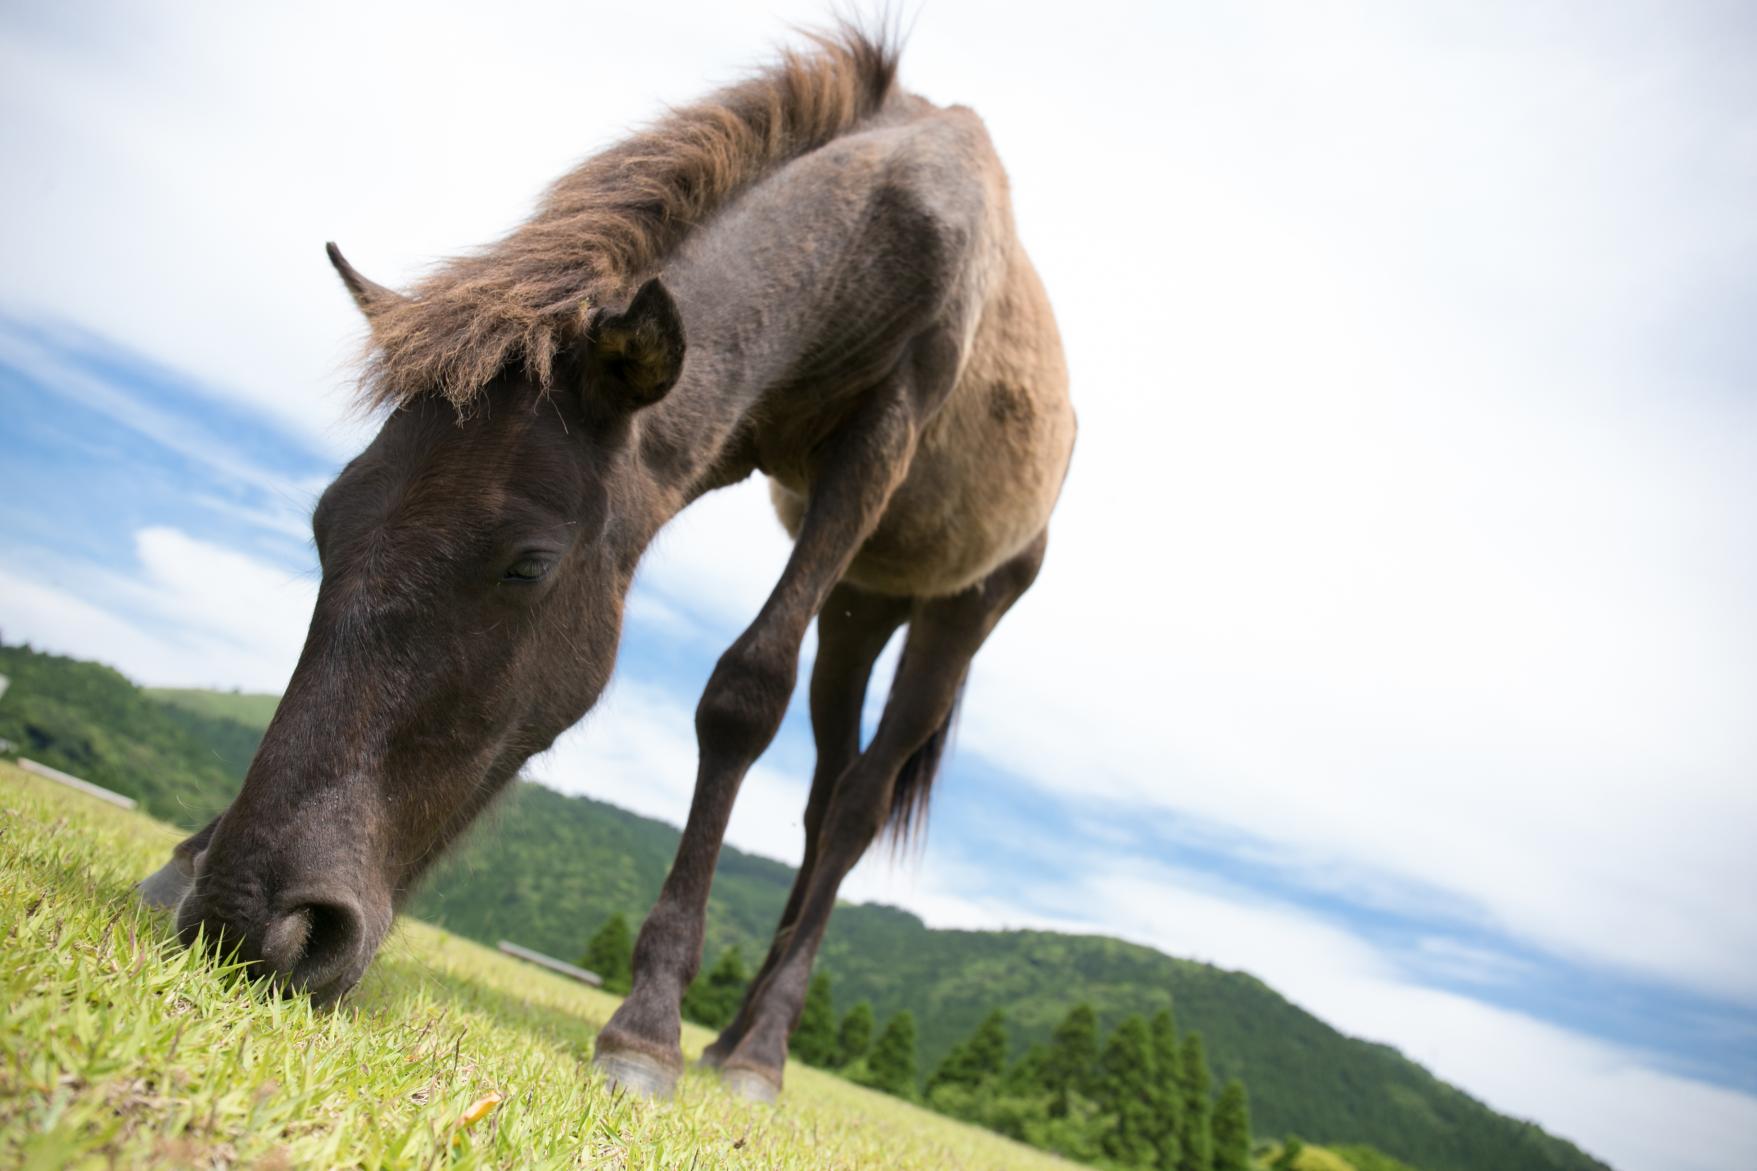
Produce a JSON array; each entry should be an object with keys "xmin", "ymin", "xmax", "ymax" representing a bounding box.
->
[
  {"xmin": 696, "ymin": 1044, "xmax": 730, "ymax": 1070},
  {"xmin": 720, "ymin": 1066, "xmax": 781, "ymax": 1104},
  {"xmin": 593, "ymin": 1049, "xmax": 679, "ymax": 1099}
]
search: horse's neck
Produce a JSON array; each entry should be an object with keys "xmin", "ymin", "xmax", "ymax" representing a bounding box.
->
[
  {"xmin": 606, "ymin": 114, "xmax": 939, "ymax": 551},
  {"xmin": 594, "ymin": 256, "xmax": 782, "ymax": 573},
  {"xmin": 620, "ymin": 208, "xmax": 817, "ymax": 511}
]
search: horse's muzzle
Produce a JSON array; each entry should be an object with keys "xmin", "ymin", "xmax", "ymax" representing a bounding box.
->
[{"xmin": 141, "ymin": 845, "xmax": 372, "ymax": 1005}]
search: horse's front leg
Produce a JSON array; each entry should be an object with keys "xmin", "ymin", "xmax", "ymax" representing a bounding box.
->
[
  {"xmin": 717, "ymin": 531, "xmax": 1046, "ymax": 1102},
  {"xmin": 590, "ymin": 388, "xmax": 919, "ymax": 1098},
  {"xmin": 699, "ymin": 582, "xmax": 910, "ymax": 1069}
]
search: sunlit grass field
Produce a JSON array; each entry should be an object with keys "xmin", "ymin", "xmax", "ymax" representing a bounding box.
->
[{"xmin": 0, "ymin": 761, "xmax": 1073, "ymax": 1169}]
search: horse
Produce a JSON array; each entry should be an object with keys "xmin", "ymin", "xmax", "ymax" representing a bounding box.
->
[{"xmin": 138, "ymin": 27, "xmax": 1075, "ymax": 1102}]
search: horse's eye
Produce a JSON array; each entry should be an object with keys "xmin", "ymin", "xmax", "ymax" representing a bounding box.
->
[{"xmin": 502, "ymin": 556, "xmax": 553, "ymax": 583}]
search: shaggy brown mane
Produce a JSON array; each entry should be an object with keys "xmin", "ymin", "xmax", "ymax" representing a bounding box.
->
[{"xmin": 357, "ymin": 28, "xmax": 900, "ymax": 410}]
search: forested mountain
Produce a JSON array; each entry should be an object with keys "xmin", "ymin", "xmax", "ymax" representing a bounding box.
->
[{"xmin": 0, "ymin": 641, "xmax": 1611, "ymax": 1171}]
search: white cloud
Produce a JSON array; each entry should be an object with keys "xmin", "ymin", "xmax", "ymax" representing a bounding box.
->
[
  {"xmin": 0, "ymin": 0, "xmax": 837, "ymax": 456},
  {"xmin": 1409, "ymin": 937, "xmax": 1541, "ymax": 988},
  {"xmin": 948, "ymin": 338, "xmax": 1757, "ymax": 1000},
  {"xmin": 528, "ymin": 679, "xmax": 810, "ymax": 867},
  {"xmin": 904, "ymin": 6, "xmax": 1757, "ymax": 1003},
  {"xmin": 1, "ymin": 527, "xmax": 313, "ymax": 691},
  {"xmin": 633, "ymin": 479, "xmax": 795, "ymax": 634}
]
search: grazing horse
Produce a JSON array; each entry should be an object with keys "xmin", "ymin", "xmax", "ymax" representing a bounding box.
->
[{"xmin": 139, "ymin": 29, "xmax": 1074, "ymax": 1101}]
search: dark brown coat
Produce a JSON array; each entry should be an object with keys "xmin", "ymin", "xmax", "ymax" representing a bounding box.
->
[{"xmin": 145, "ymin": 27, "xmax": 1072, "ymax": 1103}]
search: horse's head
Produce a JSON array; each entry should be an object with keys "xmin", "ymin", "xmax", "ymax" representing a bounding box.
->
[{"xmin": 150, "ymin": 245, "xmax": 685, "ymax": 1002}]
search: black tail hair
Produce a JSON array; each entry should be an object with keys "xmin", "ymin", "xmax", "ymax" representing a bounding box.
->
[{"xmin": 880, "ymin": 673, "xmax": 966, "ymax": 850}]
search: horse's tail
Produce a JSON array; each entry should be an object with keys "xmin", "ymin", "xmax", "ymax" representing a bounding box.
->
[{"xmin": 880, "ymin": 672, "xmax": 966, "ymax": 849}]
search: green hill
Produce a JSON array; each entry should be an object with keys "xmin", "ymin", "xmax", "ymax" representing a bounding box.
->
[
  {"xmin": 0, "ymin": 641, "xmax": 1612, "ymax": 1171},
  {"xmin": 145, "ymin": 686, "xmax": 283, "ymax": 731}
]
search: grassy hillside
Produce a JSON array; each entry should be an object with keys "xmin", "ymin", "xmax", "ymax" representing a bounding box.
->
[
  {"xmin": 146, "ymin": 686, "xmax": 283, "ymax": 732},
  {"xmin": 0, "ymin": 762, "xmax": 1075, "ymax": 1169},
  {"xmin": 0, "ymin": 644, "xmax": 257, "ymax": 822},
  {"xmin": 1262, "ymin": 1139, "xmax": 1425, "ymax": 1171},
  {"xmin": 0, "ymin": 642, "xmax": 1613, "ymax": 1171}
]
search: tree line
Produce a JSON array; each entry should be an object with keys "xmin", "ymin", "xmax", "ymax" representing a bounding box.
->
[{"xmin": 582, "ymin": 913, "xmax": 1253, "ymax": 1171}]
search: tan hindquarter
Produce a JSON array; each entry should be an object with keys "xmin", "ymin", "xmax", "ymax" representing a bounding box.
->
[{"xmin": 770, "ymin": 234, "xmax": 1075, "ymax": 599}]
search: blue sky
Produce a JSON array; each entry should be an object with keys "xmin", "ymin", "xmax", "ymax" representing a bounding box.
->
[{"xmin": 3, "ymin": 5, "xmax": 1755, "ymax": 1170}]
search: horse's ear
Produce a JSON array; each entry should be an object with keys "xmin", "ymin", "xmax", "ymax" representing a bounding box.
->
[
  {"xmin": 581, "ymin": 277, "xmax": 685, "ymax": 410},
  {"xmin": 326, "ymin": 242, "xmax": 407, "ymax": 322}
]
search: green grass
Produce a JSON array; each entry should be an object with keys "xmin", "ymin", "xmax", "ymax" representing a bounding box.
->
[
  {"xmin": 1285, "ymin": 1148, "xmax": 1361, "ymax": 1171},
  {"xmin": 144, "ymin": 688, "xmax": 281, "ymax": 732},
  {"xmin": 1257, "ymin": 1140, "xmax": 1424, "ymax": 1171},
  {"xmin": 0, "ymin": 762, "xmax": 1074, "ymax": 1170}
]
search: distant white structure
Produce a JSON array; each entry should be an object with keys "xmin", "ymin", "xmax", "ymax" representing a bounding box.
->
[
  {"xmin": 497, "ymin": 941, "xmax": 604, "ymax": 988},
  {"xmin": 17, "ymin": 758, "xmax": 138, "ymax": 810},
  {"xmin": 0, "ymin": 674, "xmax": 14, "ymax": 752}
]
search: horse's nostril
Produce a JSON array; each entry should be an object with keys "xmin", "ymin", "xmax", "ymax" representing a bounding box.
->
[
  {"xmin": 176, "ymin": 882, "xmax": 369, "ymax": 1003},
  {"xmin": 258, "ymin": 906, "xmax": 313, "ymax": 973},
  {"xmin": 258, "ymin": 899, "xmax": 365, "ymax": 998},
  {"xmin": 292, "ymin": 899, "xmax": 366, "ymax": 994}
]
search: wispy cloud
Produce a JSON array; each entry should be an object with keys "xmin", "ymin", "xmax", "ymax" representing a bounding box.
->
[
  {"xmin": 0, "ymin": 315, "xmax": 332, "ymax": 562},
  {"xmin": 527, "ymin": 678, "xmax": 812, "ymax": 868},
  {"xmin": 0, "ymin": 527, "xmax": 313, "ymax": 690},
  {"xmin": 1410, "ymin": 937, "xmax": 1540, "ymax": 988}
]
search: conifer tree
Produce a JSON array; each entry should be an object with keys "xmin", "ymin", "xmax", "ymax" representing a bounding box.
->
[
  {"xmin": 836, "ymin": 1000, "xmax": 875, "ymax": 1066},
  {"xmin": 1211, "ymin": 1079, "xmax": 1252, "ymax": 1171},
  {"xmin": 929, "ymin": 1037, "xmax": 972, "ymax": 1096},
  {"xmin": 579, "ymin": 912, "xmax": 633, "ymax": 995},
  {"xmin": 964, "ymin": 1008, "xmax": 1010, "ymax": 1083},
  {"xmin": 1094, "ymin": 1013, "xmax": 1159, "ymax": 1168},
  {"xmin": 1177, "ymin": 1032, "xmax": 1214, "ymax": 1171},
  {"xmin": 862, "ymin": 1010, "xmax": 919, "ymax": 1097},
  {"xmin": 1041, "ymin": 1002, "xmax": 1099, "ymax": 1117},
  {"xmin": 1150, "ymin": 1008, "xmax": 1184, "ymax": 1171},
  {"xmin": 929, "ymin": 1009, "xmax": 1010, "ymax": 1092},
  {"xmin": 1001, "ymin": 1042, "xmax": 1050, "ymax": 1097},
  {"xmin": 790, "ymin": 970, "xmax": 836, "ymax": 1066},
  {"xmin": 680, "ymin": 946, "xmax": 747, "ymax": 1029}
]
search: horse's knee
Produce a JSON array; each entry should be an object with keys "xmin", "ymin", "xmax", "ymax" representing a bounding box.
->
[{"xmin": 696, "ymin": 633, "xmax": 797, "ymax": 760}]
